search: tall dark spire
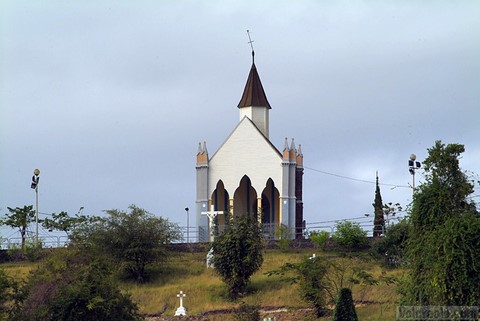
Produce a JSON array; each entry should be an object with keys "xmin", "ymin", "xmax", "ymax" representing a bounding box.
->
[{"xmin": 238, "ymin": 30, "xmax": 271, "ymax": 109}]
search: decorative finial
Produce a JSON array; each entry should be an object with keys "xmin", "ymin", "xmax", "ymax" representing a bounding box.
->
[
  {"xmin": 247, "ymin": 29, "xmax": 255, "ymax": 64},
  {"xmin": 203, "ymin": 141, "xmax": 208, "ymax": 154}
]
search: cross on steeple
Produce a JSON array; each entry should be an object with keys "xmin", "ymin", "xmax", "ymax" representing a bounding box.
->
[{"xmin": 247, "ymin": 29, "xmax": 255, "ymax": 63}]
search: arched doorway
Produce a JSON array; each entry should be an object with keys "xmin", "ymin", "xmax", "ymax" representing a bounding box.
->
[
  {"xmin": 233, "ymin": 175, "xmax": 258, "ymax": 219},
  {"xmin": 261, "ymin": 178, "xmax": 280, "ymax": 239},
  {"xmin": 211, "ymin": 180, "xmax": 229, "ymax": 231}
]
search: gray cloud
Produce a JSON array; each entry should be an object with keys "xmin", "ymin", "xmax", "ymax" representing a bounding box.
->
[{"xmin": 1, "ymin": 1, "xmax": 479, "ymax": 236}]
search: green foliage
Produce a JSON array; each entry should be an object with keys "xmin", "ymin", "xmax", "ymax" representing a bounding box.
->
[
  {"xmin": 234, "ymin": 302, "xmax": 260, "ymax": 321},
  {"xmin": 267, "ymin": 254, "xmax": 391, "ymax": 318},
  {"xmin": 402, "ymin": 141, "xmax": 480, "ymax": 306},
  {"xmin": 382, "ymin": 202, "xmax": 402, "ymax": 226},
  {"xmin": 267, "ymin": 256, "xmax": 329, "ymax": 317},
  {"xmin": 10, "ymin": 249, "xmax": 143, "ymax": 321},
  {"xmin": 371, "ymin": 218, "xmax": 410, "ymax": 267},
  {"xmin": 42, "ymin": 210, "xmax": 96, "ymax": 240},
  {"xmin": 23, "ymin": 239, "xmax": 44, "ymax": 262},
  {"xmin": 0, "ymin": 268, "xmax": 20, "ymax": 321},
  {"xmin": 274, "ymin": 224, "xmax": 292, "ymax": 251},
  {"xmin": 372, "ymin": 175, "xmax": 385, "ymax": 237},
  {"xmin": 309, "ymin": 230, "xmax": 330, "ymax": 249},
  {"xmin": 211, "ymin": 215, "xmax": 264, "ymax": 300},
  {"xmin": 83, "ymin": 205, "xmax": 181, "ymax": 283},
  {"xmin": 333, "ymin": 288, "xmax": 358, "ymax": 321},
  {"xmin": 7, "ymin": 238, "xmax": 45, "ymax": 262},
  {"xmin": 333, "ymin": 221, "xmax": 367, "ymax": 249},
  {"xmin": 1, "ymin": 205, "xmax": 35, "ymax": 251}
]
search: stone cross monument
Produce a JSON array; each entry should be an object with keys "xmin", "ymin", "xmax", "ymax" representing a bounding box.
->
[{"xmin": 174, "ymin": 290, "xmax": 187, "ymax": 316}]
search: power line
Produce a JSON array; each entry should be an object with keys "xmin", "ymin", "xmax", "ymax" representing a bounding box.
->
[{"xmin": 304, "ymin": 166, "xmax": 410, "ymax": 188}]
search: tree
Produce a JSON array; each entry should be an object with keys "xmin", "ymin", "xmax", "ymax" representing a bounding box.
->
[
  {"xmin": 1, "ymin": 205, "xmax": 35, "ymax": 250},
  {"xmin": 333, "ymin": 221, "xmax": 367, "ymax": 249},
  {"xmin": 41, "ymin": 210, "xmax": 94, "ymax": 239},
  {"xmin": 372, "ymin": 173, "xmax": 385, "ymax": 237},
  {"xmin": 10, "ymin": 249, "xmax": 144, "ymax": 321},
  {"xmin": 85, "ymin": 205, "xmax": 181, "ymax": 283},
  {"xmin": 309, "ymin": 230, "xmax": 330, "ymax": 249},
  {"xmin": 279, "ymin": 257, "xmax": 330, "ymax": 317},
  {"xmin": 267, "ymin": 254, "xmax": 388, "ymax": 318},
  {"xmin": 402, "ymin": 141, "xmax": 480, "ymax": 306},
  {"xmin": 371, "ymin": 218, "xmax": 410, "ymax": 267},
  {"xmin": 333, "ymin": 288, "xmax": 358, "ymax": 321},
  {"xmin": 211, "ymin": 215, "xmax": 264, "ymax": 300}
]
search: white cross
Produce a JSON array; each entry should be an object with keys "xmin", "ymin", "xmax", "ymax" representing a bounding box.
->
[
  {"xmin": 177, "ymin": 291, "xmax": 186, "ymax": 308},
  {"xmin": 201, "ymin": 205, "xmax": 224, "ymax": 242},
  {"xmin": 309, "ymin": 253, "xmax": 316, "ymax": 260},
  {"xmin": 174, "ymin": 291, "xmax": 187, "ymax": 316}
]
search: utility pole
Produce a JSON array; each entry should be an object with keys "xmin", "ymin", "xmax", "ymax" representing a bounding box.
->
[
  {"xmin": 184, "ymin": 207, "xmax": 189, "ymax": 243},
  {"xmin": 31, "ymin": 169, "xmax": 40, "ymax": 244},
  {"xmin": 408, "ymin": 154, "xmax": 421, "ymax": 195}
]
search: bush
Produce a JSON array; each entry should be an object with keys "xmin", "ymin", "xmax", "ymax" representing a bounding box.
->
[
  {"xmin": 309, "ymin": 230, "xmax": 329, "ymax": 249},
  {"xmin": 333, "ymin": 221, "xmax": 367, "ymax": 249},
  {"xmin": 371, "ymin": 219, "xmax": 410, "ymax": 267},
  {"xmin": 275, "ymin": 224, "xmax": 292, "ymax": 252},
  {"xmin": 211, "ymin": 215, "xmax": 264, "ymax": 300},
  {"xmin": 234, "ymin": 302, "xmax": 260, "ymax": 321},
  {"xmin": 77, "ymin": 205, "xmax": 181, "ymax": 283},
  {"xmin": 267, "ymin": 256, "xmax": 330, "ymax": 317},
  {"xmin": 333, "ymin": 288, "xmax": 358, "ymax": 321},
  {"xmin": 0, "ymin": 267, "xmax": 20, "ymax": 320},
  {"xmin": 11, "ymin": 249, "xmax": 143, "ymax": 321}
]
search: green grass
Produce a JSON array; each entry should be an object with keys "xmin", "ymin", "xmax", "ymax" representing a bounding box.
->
[
  {"xmin": 123, "ymin": 248, "xmax": 401, "ymax": 319},
  {"xmin": 0, "ymin": 248, "xmax": 402, "ymax": 320}
]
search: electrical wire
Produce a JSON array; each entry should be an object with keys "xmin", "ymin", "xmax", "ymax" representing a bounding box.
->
[{"xmin": 304, "ymin": 166, "xmax": 410, "ymax": 188}]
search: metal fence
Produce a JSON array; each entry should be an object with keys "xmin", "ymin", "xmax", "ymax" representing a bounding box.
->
[{"xmin": 1, "ymin": 222, "xmax": 386, "ymax": 249}]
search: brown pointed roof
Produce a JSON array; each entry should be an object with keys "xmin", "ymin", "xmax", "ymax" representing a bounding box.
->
[{"xmin": 237, "ymin": 62, "xmax": 271, "ymax": 109}]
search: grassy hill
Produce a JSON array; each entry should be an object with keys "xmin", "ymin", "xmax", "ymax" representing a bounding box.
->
[{"xmin": 3, "ymin": 247, "xmax": 402, "ymax": 320}]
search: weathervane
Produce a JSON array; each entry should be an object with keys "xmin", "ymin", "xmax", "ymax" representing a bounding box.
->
[{"xmin": 247, "ymin": 29, "xmax": 255, "ymax": 63}]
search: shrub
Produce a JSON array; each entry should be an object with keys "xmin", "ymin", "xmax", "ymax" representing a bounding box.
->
[
  {"xmin": 211, "ymin": 215, "xmax": 264, "ymax": 300},
  {"xmin": 10, "ymin": 249, "xmax": 143, "ymax": 321},
  {"xmin": 0, "ymin": 267, "xmax": 20, "ymax": 320},
  {"xmin": 309, "ymin": 230, "xmax": 329, "ymax": 249},
  {"xmin": 371, "ymin": 218, "xmax": 410, "ymax": 267},
  {"xmin": 275, "ymin": 224, "xmax": 292, "ymax": 252},
  {"xmin": 333, "ymin": 221, "xmax": 367, "ymax": 249},
  {"xmin": 234, "ymin": 302, "xmax": 260, "ymax": 321},
  {"xmin": 267, "ymin": 256, "xmax": 330, "ymax": 317},
  {"xmin": 78, "ymin": 205, "xmax": 181, "ymax": 283},
  {"xmin": 333, "ymin": 288, "xmax": 358, "ymax": 321}
]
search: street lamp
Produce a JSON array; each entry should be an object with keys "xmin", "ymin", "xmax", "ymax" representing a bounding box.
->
[
  {"xmin": 408, "ymin": 154, "xmax": 421, "ymax": 192},
  {"xmin": 185, "ymin": 207, "xmax": 189, "ymax": 243},
  {"xmin": 31, "ymin": 169, "xmax": 40, "ymax": 244}
]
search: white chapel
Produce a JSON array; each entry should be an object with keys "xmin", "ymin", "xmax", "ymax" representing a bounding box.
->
[{"xmin": 195, "ymin": 52, "xmax": 304, "ymax": 242}]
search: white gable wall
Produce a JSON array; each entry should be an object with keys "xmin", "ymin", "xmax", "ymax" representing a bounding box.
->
[{"xmin": 208, "ymin": 117, "xmax": 282, "ymax": 197}]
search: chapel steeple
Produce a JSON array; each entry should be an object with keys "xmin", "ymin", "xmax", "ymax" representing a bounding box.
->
[
  {"xmin": 237, "ymin": 53, "xmax": 271, "ymax": 109},
  {"xmin": 237, "ymin": 50, "xmax": 271, "ymax": 138}
]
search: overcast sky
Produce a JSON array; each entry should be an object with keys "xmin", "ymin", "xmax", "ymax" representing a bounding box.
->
[{"xmin": 1, "ymin": 1, "xmax": 479, "ymax": 240}]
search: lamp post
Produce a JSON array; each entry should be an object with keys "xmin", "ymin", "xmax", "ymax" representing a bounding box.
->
[
  {"xmin": 184, "ymin": 207, "xmax": 189, "ymax": 243},
  {"xmin": 408, "ymin": 154, "xmax": 421, "ymax": 194},
  {"xmin": 31, "ymin": 169, "xmax": 40, "ymax": 244}
]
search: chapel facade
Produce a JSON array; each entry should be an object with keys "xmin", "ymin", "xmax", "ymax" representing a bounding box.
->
[{"xmin": 195, "ymin": 53, "xmax": 304, "ymax": 242}]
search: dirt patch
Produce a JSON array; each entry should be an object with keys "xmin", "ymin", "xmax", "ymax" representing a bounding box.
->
[{"xmin": 145, "ymin": 306, "xmax": 319, "ymax": 321}]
